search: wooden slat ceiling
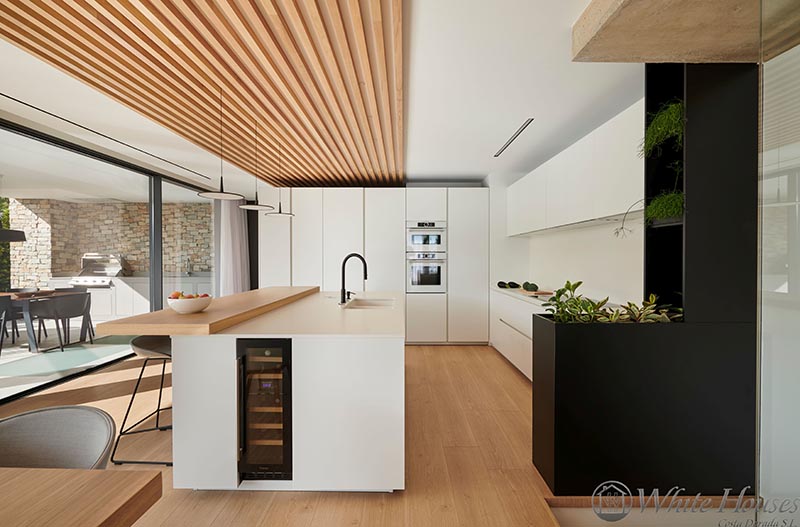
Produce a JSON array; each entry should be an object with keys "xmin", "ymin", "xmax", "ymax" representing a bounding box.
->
[{"xmin": 0, "ymin": 0, "xmax": 404, "ymax": 187}]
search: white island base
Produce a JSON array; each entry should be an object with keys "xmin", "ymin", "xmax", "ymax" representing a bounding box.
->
[{"xmin": 170, "ymin": 292, "xmax": 405, "ymax": 492}]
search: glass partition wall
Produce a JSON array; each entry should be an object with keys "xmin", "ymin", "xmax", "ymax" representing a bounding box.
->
[
  {"xmin": 162, "ymin": 180, "xmax": 214, "ymax": 305},
  {"xmin": 0, "ymin": 123, "xmax": 213, "ymax": 365},
  {"xmin": 759, "ymin": 3, "xmax": 800, "ymax": 522}
]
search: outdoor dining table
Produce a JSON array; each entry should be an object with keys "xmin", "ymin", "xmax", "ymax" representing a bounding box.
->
[{"xmin": 0, "ymin": 290, "xmax": 91, "ymax": 353}]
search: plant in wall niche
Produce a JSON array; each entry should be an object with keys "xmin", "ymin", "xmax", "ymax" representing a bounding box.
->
[
  {"xmin": 646, "ymin": 191, "xmax": 684, "ymax": 223},
  {"xmin": 543, "ymin": 281, "xmax": 683, "ymax": 323},
  {"xmin": 640, "ymin": 101, "xmax": 684, "ymax": 158}
]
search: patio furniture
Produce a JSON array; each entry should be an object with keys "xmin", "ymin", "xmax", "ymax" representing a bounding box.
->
[
  {"xmin": 29, "ymin": 293, "xmax": 93, "ymax": 352},
  {"xmin": 0, "ymin": 296, "xmax": 11, "ymax": 356},
  {"xmin": 4, "ymin": 288, "xmax": 38, "ymax": 344},
  {"xmin": 0, "ymin": 406, "xmax": 116, "ymax": 469},
  {"xmin": 54, "ymin": 286, "xmax": 94, "ymax": 340},
  {"xmin": 111, "ymin": 336, "xmax": 172, "ymax": 466}
]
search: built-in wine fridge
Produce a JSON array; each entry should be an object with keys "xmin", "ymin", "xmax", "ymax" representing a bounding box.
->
[{"xmin": 237, "ymin": 338, "xmax": 292, "ymax": 480}]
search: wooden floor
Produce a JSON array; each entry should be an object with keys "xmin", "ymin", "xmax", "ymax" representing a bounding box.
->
[{"xmin": 0, "ymin": 345, "xmax": 558, "ymax": 527}]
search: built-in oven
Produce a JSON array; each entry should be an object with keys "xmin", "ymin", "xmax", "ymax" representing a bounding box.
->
[
  {"xmin": 406, "ymin": 221, "xmax": 447, "ymax": 253},
  {"xmin": 407, "ymin": 252, "xmax": 447, "ymax": 293}
]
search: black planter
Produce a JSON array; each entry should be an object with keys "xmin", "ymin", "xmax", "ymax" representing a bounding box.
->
[{"xmin": 532, "ymin": 314, "xmax": 756, "ymax": 496}]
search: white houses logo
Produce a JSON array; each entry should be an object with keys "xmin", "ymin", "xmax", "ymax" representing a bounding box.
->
[{"xmin": 592, "ymin": 480, "xmax": 633, "ymax": 522}]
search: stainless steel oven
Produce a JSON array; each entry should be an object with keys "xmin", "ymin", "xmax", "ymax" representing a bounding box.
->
[
  {"xmin": 407, "ymin": 252, "xmax": 447, "ymax": 293},
  {"xmin": 406, "ymin": 221, "xmax": 447, "ymax": 252}
]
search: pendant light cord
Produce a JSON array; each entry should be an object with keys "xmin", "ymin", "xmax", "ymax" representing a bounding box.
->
[{"xmin": 219, "ymin": 86, "xmax": 223, "ymax": 185}]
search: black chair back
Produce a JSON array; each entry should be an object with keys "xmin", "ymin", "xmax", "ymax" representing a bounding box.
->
[
  {"xmin": 30, "ymin": 293, "xmax": 90, "ymax": 320},
  {"xmin": 0, "ymin": 296, "xmax": 12, "ymax": 317}
]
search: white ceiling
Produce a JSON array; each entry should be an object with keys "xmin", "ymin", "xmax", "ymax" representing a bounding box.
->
[
  {"xmin": 404, "ymin": 0, "xmax": 644, "ymax": 183},
  {"xmin": 1, "ymin": 1, "xmax": 644, "ymax": 189},
  {"xmin": 0, "ymin": 128, "xmax": 208, "ymax": 203}
]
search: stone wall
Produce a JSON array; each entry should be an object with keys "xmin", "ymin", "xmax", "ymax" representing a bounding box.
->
[{"xmin": 9, "ymin": 199, "xmax": 213, "ymax": 288}]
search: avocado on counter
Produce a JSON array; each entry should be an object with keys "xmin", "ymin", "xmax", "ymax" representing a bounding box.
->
[
  {"xmin": 507, "ymin": 281, "xmax": 521, "ymax": 289},
  {"xmin": 497, "ymin": 281, "xmax": 508, "ymax": 289},
  {"xmin": 522, "ymin": 281, "xmax": 539, "ymax": 292}
]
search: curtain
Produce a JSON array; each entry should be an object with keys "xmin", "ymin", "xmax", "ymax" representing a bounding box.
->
[{"xmin": 218, "ymin": 199, "xmax": 250, "ymax": 296}]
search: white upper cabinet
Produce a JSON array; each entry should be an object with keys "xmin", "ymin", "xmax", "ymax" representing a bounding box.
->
[
  {"xmin": 507, "ymin": 97, "xmax": 644, "ymax": 235},
  {"xmin": 448, "ymin": 188, "xmax": 489, "ymax": 342},
  {"xmin": 507, "ymin": 168, "xmax": 546, "ymax": 235},
  {"xmin": 592, "ymin": 98, "xmax": 645, "ymax": 219},
  {"xmin": 406, "ymin": 188, "xmax": 447, "ymax": 221},
  {"xmin": 259, "ymin": 186, "xmax": 291, "ymax": 287},
  {"xmin": 322, "ymin": 188, "xmax": 365, "ymax": 292},
  {"xmin": 364, "ymin": 188, "xmax": 406, "ymax": 293},
  {"xmin": 291, "ymin": 188, "xmax": 323, "ymax": 287}
]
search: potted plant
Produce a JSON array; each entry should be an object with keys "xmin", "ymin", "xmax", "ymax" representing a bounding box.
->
[{"xmin": 531, "ymin": 281, "xmax": 756, "ymax": 497}]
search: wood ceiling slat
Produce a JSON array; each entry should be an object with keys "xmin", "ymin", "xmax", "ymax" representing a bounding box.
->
[
  {"xmin": 220, "ymin": 0, "xmax": 372, "ymax": 185},
  {"xmin": 317, "ymin": 0, "xmax": 385, "ymax": 184},
  {"xmin": 92, "ymin": 0, "xmax": 311, "ymax": 185},
  {"xmin": 147, "ymin": 0, "xmax": 344, "ymax": 186},
  {"xmin": 270, "ymin": 0, "xmax": 376, "ymax": 186},
  {"xmin": 339, "ymin": 0, "xmax": 390, "ymax": 181},
  {"xmin": 362, "ymin": 0, "xmax": 396, "ymax": 180},
  {"xmin": 198, "ymin": 0, "xmax": 359, "ymax": 184},
  {"xmin": 0, "ymin": 0, "xmax": 403, "ymax": 186},
  {"xmin": 295, "ymin": 0, "xmax": 380, "ymax": 185}
]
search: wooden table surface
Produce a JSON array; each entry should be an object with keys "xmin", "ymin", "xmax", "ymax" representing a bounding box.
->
[
  {"xmin": 0, "ymin": 467, "xmax": 162, "ymax": 527},
  {"xmin": 96, "ymin": 286, "xmax": 320, "ymax": 336}
]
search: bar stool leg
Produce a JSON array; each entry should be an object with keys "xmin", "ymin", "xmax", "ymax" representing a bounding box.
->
[{"xmin": 111, "ymin": 357, "xmax": 173, "ymax": 466}]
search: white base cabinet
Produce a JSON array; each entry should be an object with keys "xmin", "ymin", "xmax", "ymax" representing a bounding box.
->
[
  {"xmin": 489, "ymin": 290, "xmax": 547, "ymax": 380},
  {"xmin": 406, "ymin": 294, "xmax": 447, "ymax": 343}
]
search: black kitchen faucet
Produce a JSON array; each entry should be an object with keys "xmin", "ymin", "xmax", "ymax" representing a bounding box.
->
[{"xmin": 340, "ymin": 253, "xmax": 368, "ymax": 305}]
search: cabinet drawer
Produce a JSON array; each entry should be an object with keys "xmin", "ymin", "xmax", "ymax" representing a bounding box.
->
[{"xmin": 490, "ymin": 316, "xmax": 532, "ymax": 380}]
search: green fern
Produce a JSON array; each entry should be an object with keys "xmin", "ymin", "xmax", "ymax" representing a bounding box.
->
[
  {"xmin": 646, "ymin": 192, "xmax": 684, "ymax": 223},
  {"xmin": 641, "ymin": 101, "xmax": 684, "ymax": 158}
]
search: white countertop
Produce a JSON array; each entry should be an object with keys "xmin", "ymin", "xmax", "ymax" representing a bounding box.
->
[
  {"xmin": 220, "ymin": 291, "xmax": 406, "ymax": 338},
  {"xmin": 492, "ymin": 286, "xmax": 551, "ymax": 307}
]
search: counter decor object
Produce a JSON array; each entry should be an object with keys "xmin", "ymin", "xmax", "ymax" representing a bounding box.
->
[{"xmin": 167, "ymin": 295, "xmax": 212, "ymax": 314}]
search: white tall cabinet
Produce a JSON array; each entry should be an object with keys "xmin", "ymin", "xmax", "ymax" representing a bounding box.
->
[
  {"xmin": 447, "ymin": 188, "xmax": 489, "ymax": 342},
  {"xmin": 364, "ymin": 188, "xmax": 406, "ymax": 293},
  {"xmin": 406, "ymin": 187, "xmax": 447, "ymax": 221},
  {"xmin": 322, "ymin": 188, "xmax": 365, "ymax": 292},
  {"xmin": 291, "ymin": 188, "xmax": 323, "ymax": 287},
  {"xmin": 259, "ymin": 186, "xmax": 291, "ymax": 287}
]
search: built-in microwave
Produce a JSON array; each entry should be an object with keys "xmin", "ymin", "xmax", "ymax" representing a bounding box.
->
[
  {"xmin": 407, "ymin": 252, "xmax": 447, "ymax": 293},
  {"xmin": 406, "ymin": 221, "xmax": 446, "ymax": 253}
]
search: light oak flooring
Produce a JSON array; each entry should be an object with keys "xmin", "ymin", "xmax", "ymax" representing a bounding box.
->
[{"xmin": 0, "ymin": 345, "xmax": 558, "ymax": 527}]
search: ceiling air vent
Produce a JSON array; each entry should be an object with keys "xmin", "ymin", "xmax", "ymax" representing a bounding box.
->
[{"xmin": 493, "ymin": 118, "xmax": 534, "ymax": 158}]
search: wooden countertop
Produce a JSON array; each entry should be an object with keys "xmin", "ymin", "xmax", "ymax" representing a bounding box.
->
[
  {"xmin": 0, "ymin": 467, "xmax": 161, "ymax": 527},
  {"xmin": 96, "ymin": 286, "xmax": 319, "ymax": 336}
]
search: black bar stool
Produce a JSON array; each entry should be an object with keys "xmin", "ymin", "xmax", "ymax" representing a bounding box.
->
[{"xmin": 111, "ymin": 335, "xmax": 172, "ymax": 466}]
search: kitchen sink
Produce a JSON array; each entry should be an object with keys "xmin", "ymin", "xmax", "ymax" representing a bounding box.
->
[{"xmin": 344, "ymin": 298, "xmax": 395, "ymax": 309}]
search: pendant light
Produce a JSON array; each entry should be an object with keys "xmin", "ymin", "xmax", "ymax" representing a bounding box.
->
[
  {"xmin": 266, "ymin": 141, "xmax": 294, "ymax": 217},
  {"xmin": 239, "ymin": 120, "xmax": 275, "ymax": 212},
  {"xmin": 198, "ymin": 87, "xmax": 244, "ymax": 201},
  {"xmin": 0, "ymin": 229, "xmax": 26, "ymax": 242}
]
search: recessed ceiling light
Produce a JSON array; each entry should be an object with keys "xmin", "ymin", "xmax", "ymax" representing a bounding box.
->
[{"xmin": 493, "ymin": 118, "xmax": 534, "ymax": 158}]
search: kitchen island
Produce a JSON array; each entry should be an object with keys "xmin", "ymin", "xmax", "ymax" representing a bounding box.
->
[{"xmin": 97, "ymin": 287, "xmax": 405, "ymax": 492}]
